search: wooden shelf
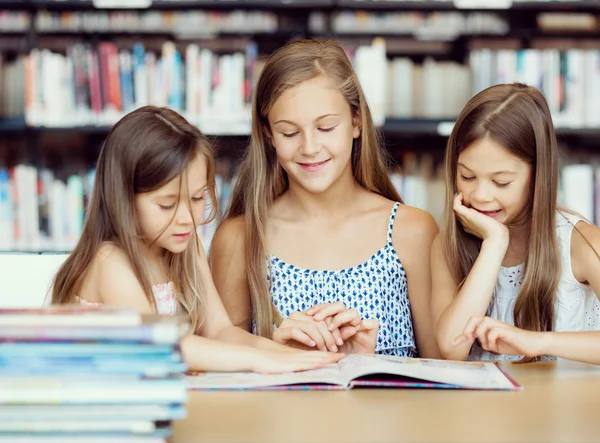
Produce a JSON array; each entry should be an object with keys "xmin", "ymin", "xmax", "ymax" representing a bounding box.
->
[{"xmin": 4, "ymin": 117, "xmax": 599, "ymax": 139}]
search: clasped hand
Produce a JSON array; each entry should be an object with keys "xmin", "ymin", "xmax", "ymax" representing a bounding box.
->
[{"xmin": 273, "ymin": 301, "xmax": 379, "ymax": 354}]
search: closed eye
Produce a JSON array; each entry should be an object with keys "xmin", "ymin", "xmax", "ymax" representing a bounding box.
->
[
  {"xmin": 494, "ymin": 181, "xmax": 511, "ymax": 188},
  {"xmin": 318, "ymin": 126, "xmax": 337, "ymax": 133},
  {"xmin": 460, "ymin": 175, "xmax": 475, "ymax": 181},
  {"xmin": 282, "ymin": 132, "xmax": 298, "ymax": 138},
  {"xmin": 159, "ymin": 204, "xmax": 176, "ymax": 210}
]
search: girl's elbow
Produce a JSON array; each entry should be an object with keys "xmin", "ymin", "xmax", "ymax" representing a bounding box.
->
[
  {"xmin": 435, "ymin": 330, "xmax": 468, "ymax": 361},
  {"xmin": 438, "ymin": 345, "xmax": 467, "ymax": 361}
]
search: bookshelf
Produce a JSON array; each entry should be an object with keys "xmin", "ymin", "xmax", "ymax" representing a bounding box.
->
[
  {"xmin": 0, "ymin": 0, "xmax": 597, "ymax": 11},
  {"xmin": 335, "ymin": 0, "xmax": 600, "ymax": 11},
  {"xmin": 0, "ymin": 0, "xmax": 599, "ymax": 253}
]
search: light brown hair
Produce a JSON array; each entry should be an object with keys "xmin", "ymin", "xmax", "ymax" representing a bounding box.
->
[
  {"xmin": 51, "ymin": 106, "xmax": 217, "ymax": 331},
  {"xmin": 218, "ymin": 39, "xmax": 402, "ymax": 338},
  {"xmin": 442, "ymin": 83, "xmax": 560, "ymax": 341}
]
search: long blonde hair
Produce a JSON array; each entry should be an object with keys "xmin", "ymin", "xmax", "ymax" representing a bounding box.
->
[
  {"xmin": 52, "ymin": 106, "xmax": 217, "ymax": 332},
  {"xmin": 442, "ymin": 83, "xmax": 560, "ymax": 339},
  {"xmin": 219, "ymin": 39, "xmax": 402, "ymax": 337}
]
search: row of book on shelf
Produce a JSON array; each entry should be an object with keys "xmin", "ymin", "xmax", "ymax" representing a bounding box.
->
[
  {"xmin": 0, "ymin": 9, "xmax": 510, "ymax": 36},
  {"xmin": 0, "ymin": 156, "xmax": 597, "ymax": 252},
  {"xmin": 4, "ymin": 8, "xmax": 595, "ymax": 38},
  {"xmin": 1, "ymin": 38, "xmax": 600, "ymax": 130},
  {"xmin": 0, "ymin": 9, "xmax": 279, "ymax": 34}
]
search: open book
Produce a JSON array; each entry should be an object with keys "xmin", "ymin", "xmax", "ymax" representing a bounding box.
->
[{"xmin": 186, "ymin": 354, "xmax": 521, "ymax": 391}]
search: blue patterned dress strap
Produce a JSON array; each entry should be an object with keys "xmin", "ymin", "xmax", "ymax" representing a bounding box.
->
[{"xmin": 387, "ymin": 202, "xmax": 401, "ymax": 244}]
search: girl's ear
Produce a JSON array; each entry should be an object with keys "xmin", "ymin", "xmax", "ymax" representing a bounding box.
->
[{"xmin": 352, "ymin": 112, "xmax": 362, "ymax": 139}]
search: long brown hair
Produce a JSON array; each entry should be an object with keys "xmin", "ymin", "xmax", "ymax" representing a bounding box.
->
[
  {"xmin": 51, "ymin": 106, "xmax": 217, "ymax": 331},
  {"xmin": 218, "ymin": 39, "xmax": 402, "ymax": 338},
  {"xmin": 442, "ymin": 83, "xmax": 560, "ymax": 338}
]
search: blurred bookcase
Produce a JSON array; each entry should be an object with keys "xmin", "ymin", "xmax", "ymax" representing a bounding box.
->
[{"xmin": 1, "ymin": 0, "xmax": 599, "ymax": 252}]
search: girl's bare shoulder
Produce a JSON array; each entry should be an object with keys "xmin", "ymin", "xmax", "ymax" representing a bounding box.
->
[{"xmin": 393, "ymin": 204, "xmax": 440, "ymax": 247}]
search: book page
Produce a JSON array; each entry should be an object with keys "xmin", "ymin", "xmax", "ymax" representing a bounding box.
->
[
  {"xmin": 186, "ymin": 363, "xmax": 346, "ymax": 390},
  {"xmin": 339, "ymin": 355, "xmax": 517, "ymax": 390}
]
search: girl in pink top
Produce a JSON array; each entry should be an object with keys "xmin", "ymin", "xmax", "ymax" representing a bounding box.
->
[{"xmin": 51, "ymin": 106, "xmax": 342, "ymax": 373}]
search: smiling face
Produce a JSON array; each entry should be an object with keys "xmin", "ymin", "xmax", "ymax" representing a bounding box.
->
[
  {"xmin": 135, "ymin": 153, "xmax": 208, "ymax": 254},
  {"xmin": 457, "ymin": 134, "xmax": 532, "ymax": 225},
  {"xmin": 267, "ymin": 75, "xmax": 361, "ymax": 195}
]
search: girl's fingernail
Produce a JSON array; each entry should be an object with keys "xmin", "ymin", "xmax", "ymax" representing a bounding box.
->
[
  {"xmin": 310, "ymin": 341, "xmax": 316, "ymax": 347},
  {"xmin": 337, "ymin": 338, "xmax": 343, "ymax": 346},
  {"xmin": 355, "ymin": 325, "xmax": 361, "ymax": 331},
  {"xmin": 314, "ymin": 314, "xmax": 322, "ymax": 321},
  {"xmin": 332, "ymin": 346, "xmax": 338, "ymax": 352}
]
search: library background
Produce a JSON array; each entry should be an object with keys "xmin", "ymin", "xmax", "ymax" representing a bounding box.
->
[{"xmin": 0, "ymin": 0, "xmax": 599, "ymax": 258}]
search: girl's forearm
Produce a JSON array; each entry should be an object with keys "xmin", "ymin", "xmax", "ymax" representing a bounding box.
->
[
  {"xmin": 539, "ymin": 331, "xmax": 600, "ymax": 365},
  {"xmin": 180, "ymin": 334, "xmax": 259, "ymax": 372},
  {"xmin": 437, "ymin": 238, "xmax": 507, "ymax": 360},
  {"xmin": 215, "ymin": 325, "xmax": 291, "ymax": 352}
]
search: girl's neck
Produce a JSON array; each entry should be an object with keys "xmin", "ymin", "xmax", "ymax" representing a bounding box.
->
[
  {"xmin": 141, "ymin": 242, "xmax": 169, "ymax": 282},
  {"xmin": 503, "ymin": 223, "xmax": 530, "ymax": 267},
  {"xmin": 285, "ymin": 170, "xmax": 362, "ymax": 219}
]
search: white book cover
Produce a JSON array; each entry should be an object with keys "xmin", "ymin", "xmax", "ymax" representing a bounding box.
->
[
  {"xmin": 212, "ymin": 54, "xmax": 229, "ymax": 118},
  {"xmin": 24, "ymin": 50, "xmax": 42, "ymax": 126},
  {"xmin": 0, "ymin": 420, "xmax": 155, "ymax": 434},
  {"xmin": 389, "ymin": 58, "xmax": 414, "ymax": 118},
  {"xmin": 390, "ymin": 171, "xmax": 404, "ymax": 198},
  {"xmin": 145, "ymin": 52, "xmax": 157, "ymax": 107},
  {"xmin": 562, "ymin": 164, "xmax": 594, "ymax": 221},
  {"xmin": 541, "ymin": 49, "xmax": 560, "ymax": 120},
  {"xmin": 198, "ymin": 49, "xmax": 213, "ymax": 119},
  {"xmin": 354, "ymin": 40, "xmax": 387, "ymax": 126},
  {"xmin": 584, "ymin": 50, "xmax": 600, "ymax": 128},
  {"xmin": 15, "ymin": 165, "xmax": 27, "ymax": 250},
  {"xmin": 133, "ymin": 43, "xmax": 148, "ymax": 109},
  {"xmin": 522, "ymin": 49, "xmax": 542, "ymax": 91},
  {"xmin": 26, "ymin": 166, "xmax": 39, "ymax": 250},
  {"xmin": 386, "ymin": 61, "xmax": 394, "ymax": 118},
  {"xmin": 565, "ymin": 49, "xmax": 585, "ymax": 128},
  {"xmin": 185, "ymin": 44, "xmax": 199, "ymax": 118},
  {"xmin": 66, "ymin": 175, "xmax": 84, "ymax": 250},
  {"xmin": 422, "ymin": 57, "xmax": 441, "ymax": 118},
  {"xmin": 50, "ymin": 180, "xmax": 66, "ymax": 251},
  {"xmin": 231, "ymin": 52, "xmax": 246, "ymax": 118},
  {"xmin": 161, "ymin": 42, "xmax": 175, "ymax": 110}
]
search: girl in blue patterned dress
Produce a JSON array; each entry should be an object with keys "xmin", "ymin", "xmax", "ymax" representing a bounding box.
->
[{"xmin": 210, "ymin": 39, "xmax": 441, "ymax": 358}]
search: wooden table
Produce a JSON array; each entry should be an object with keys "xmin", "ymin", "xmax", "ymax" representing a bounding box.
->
[{"xmin": 173, "ymin": 360, "xmax": 600, "ymax": 442}]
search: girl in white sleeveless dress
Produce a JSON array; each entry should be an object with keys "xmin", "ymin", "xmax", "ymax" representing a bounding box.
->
[{"xmin": 432, "ymin": 83, "xmax": 600, "ymax": 364}]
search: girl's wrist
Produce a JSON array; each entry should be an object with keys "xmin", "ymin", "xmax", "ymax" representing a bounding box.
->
[
  {"xmin": 536, "ymin": 331, "xmax": 552, "ymax": 357},
  {"xmin": 482, "ymin": 235, "xmax": 509, "ymax": 255}
]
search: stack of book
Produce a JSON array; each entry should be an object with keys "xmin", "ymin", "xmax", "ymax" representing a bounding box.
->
[{"xmin": 0, "ymin": 306, "xmax": 190, "ymax": 443}]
